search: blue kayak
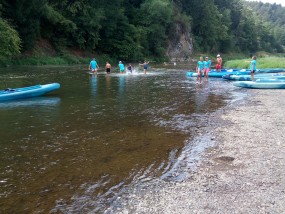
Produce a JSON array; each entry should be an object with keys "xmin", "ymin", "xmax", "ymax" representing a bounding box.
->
[
  {"xmin": 258, "ymin": 68, "xmax": 285, "ymax": 73},
  {"xmin": 222, "ymin": 74, "xmax": 285, "ymax": 81},
  {"xmin": 233, "ymin": 80, "xmax": 285, "ymax": 89},
  {"xmin": 187, "ymin": 69, "xmax": 251, "ymax": 78},
  {"xmin": 0, "ymin": 83, "xmax": 60, "ymax": 101},
  {"xmin": 187, "ymin": 68, "xmax": 285, "ymax": 78},
  {"xmin": 255, "ymin": 78, "xmax": 285, "ymax": 83}
]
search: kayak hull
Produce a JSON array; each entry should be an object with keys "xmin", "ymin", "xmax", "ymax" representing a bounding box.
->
[
  {"xmin": 187, "ymin": 68, "xmax": 285, "ymax": 78},
  {"xmin": 233, "ymin": 81, "xmax": 285, "ymax": 89},
  {"xmin": 0, "ymin": 83, "xmax": 60, "ymax": 101},
  {"xmin": 223, "ymin": 74, "xmax": 285, "ymax": 81},
  {"xmin": 187, "ymin": 70, "xmax": 251, "ymax": 78}
]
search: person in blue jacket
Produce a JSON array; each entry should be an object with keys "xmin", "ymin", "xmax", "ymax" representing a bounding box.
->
[
  {"xmin": 250, "ymin": 56, "xmax": 257, "ymax": 81},
  {"xmin": 118, "ymin": 61, "xmax": 125, "ymax": 74},
  {"xmin": 89, "ymin": 58, "xmax": 99, "ymax": 75},
  {"xmin": 196, "ymin": 57, "xmax": 204, "ymax": 84}
]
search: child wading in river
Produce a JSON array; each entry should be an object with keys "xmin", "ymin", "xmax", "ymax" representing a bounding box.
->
[
  {"xmin": 196, "ymin": 57, "xmax": 204, "ymax": 84},
  {"xmin": 204, "ymin": 57, "xmax": 211, "ymax": 81}
]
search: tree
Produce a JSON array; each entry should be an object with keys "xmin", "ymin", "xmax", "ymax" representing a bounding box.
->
[
  {"xmin": 139, "ymin": 0, "xmax": 173, "ymax": 56},
  {"xmin": 1, "ymin": 0, "xmax": 47, "ymax": 51},
  {"xmin": 0, "ymin": 18, "xmax": 21, "ymax": 60}
]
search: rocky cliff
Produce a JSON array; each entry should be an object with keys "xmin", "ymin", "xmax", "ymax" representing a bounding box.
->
[{"xmin": 167, "ymin": 23, "xmax": 193, "ymax": 62}]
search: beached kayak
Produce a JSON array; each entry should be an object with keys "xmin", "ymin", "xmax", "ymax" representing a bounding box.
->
[
  {"xmin": 187, "ymin": 68, "xmax": 285, "ymax": 78},
  {"xmin": 222, "ymin": 74, "xmax": 285, "ymax": 81},
  {"xmin": 255, "ymin": 78, "xmax": 285, "ymax": 83},
  {"xmin": 0, "ymin": 83, "xmax": 60, "ymax": 101},
  {"xmin": 258, "ymin": 68, "xmax": 285, "ymax": 73},
  {"xmin": 233, "ymin": 80, "xmax": 285, "ymax": 89},
  {"xmin": 187, "ymin": 69, "xmax": 251, "ymax": 78}
]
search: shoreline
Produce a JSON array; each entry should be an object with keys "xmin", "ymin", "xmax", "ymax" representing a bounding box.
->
[{"xmin": 107, "ymin": 89, "xmax": 285, "ymax": 213}]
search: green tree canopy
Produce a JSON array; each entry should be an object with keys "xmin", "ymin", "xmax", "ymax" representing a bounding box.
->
[
  {"xmin": 0, "ymin": 18, "xmax": 21, "ymax": 60},
  {"xmin": 0, "ymin": 0, "xmax": 284, "ymax": 60}
]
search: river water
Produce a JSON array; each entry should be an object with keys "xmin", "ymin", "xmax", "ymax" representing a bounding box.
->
[{"xmin": 0, "ymin": 65, "xmax": 243, "ymax": 213}]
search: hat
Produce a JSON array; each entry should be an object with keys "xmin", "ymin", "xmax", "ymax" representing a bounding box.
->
[
  {"xmin": 217, "ymin": 54, "xmax": 220, "ymax": 57},
  {"xmin": 119, "ymin": 61, "xmax": 122, "ymax": 63},
  {"xmin": 205, "ymin": 56, "xmax": 208, "ymax": 59}
]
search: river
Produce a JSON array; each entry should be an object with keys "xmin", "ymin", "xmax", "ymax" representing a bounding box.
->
[{"xmin": 0, "ymin": 64, "xmax": 243, "ymax": 213}]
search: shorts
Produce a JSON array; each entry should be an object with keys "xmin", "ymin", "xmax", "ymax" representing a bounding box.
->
[
  {"xmin": 91, "ymin": 68, "xmax": 97, "ymax": 72},
  {"xmin": 197, "ymin": 69, "xmax": 203, "ymax": 76},
  {"xmin": 120, "ymin": 69, "xmax": 124, "ymax": 72},
  {"xmin": 144, "ymin": 65, "xmax": 148, "ymax": 70},
  {"xmin": 216, "ymin": 64, "xmax": 221, "ymax": 69},
  {"xmin": 106, "ymin": 68, "xmax": 111, "ymax": 73},
  {"xmin": 204, "ymin": 68, "xmax": 210, "ymax": 73},
  {"xmin": 251, "ymin": 70, "xmax": 256, "ymax": 73}
]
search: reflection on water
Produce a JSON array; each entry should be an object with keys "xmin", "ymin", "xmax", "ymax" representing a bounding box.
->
[
  {"xmin": 90, "ymin": 74, "xmax": 98, "ymax": 96},
  {"xmin": 0, "ymin": 97, "xmax": 61, "ymax": 108},
  {"xmin": 0, "ymin": 66, "xmax": 242, "ymax": 213}
]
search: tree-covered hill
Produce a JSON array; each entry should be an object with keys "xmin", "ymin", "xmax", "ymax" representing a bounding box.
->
[
  {"xmin": 0, "ymin": 0, "xmax": 285, "ymax": 63},
  {"xmin": 245, "ymin": 1, "xmax": 285, "ymax": 51}
]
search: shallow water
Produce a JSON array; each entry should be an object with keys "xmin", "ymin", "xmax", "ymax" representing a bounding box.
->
[{"xmin": 0, "ymin": 65, "xmax": 241, "ymax": 213}]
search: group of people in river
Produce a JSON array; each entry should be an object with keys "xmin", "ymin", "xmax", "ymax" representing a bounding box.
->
[
  {"xmin": 196, "ymin": 55, "xmax": 215, "ymax": 83},
  {"xmin": 196, "ymin": 54, "xmax": 257, "ymax": 83},
  {"xmin": 89, "ymin": 58, "xmax": 150, "ymax": 75}
]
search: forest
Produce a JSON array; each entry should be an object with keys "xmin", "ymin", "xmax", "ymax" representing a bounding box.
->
[{"xmin": 0, "ymin": 0, "xmax": 285, "ymax": 63}]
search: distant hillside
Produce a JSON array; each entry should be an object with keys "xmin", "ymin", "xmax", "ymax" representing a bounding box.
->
[
  {"xmin": 245, "ymin": 1, "xmax": 285, "ymax": 25},
  {"xmin": 245, "ymin": 1, "xmax": 285, "ymax": 50},
  {"xmin": 1, "ymin": 0, "xmax": 285, "ymax": 63}
]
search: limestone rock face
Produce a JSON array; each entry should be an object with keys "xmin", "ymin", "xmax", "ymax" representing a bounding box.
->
[{"xmin": 167, "ymin": 23, "xmax": 193, "ymax": 62}]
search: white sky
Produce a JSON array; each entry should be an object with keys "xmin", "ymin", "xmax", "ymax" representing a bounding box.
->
[{"xmin": 246, "ymin": 0, "xmax": 285, "ymax": 6}]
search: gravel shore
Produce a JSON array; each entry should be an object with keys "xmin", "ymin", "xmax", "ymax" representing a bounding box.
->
[{"xmin": 109, "ymin": 89, "xmax": 285, "ymax": 214}]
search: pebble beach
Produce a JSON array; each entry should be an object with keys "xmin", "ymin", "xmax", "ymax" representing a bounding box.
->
[{"xmin": 107, "ymin": 89, "xmax": 285, "ymax": 214}]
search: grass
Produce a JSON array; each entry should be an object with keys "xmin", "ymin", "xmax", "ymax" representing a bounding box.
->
[
  {"xmin": 0, "ymin": 54, "xmax": 119, "ymax": 67},
  {"xmin": 225, "ymin": 57, "xmax": 285, "ymax": 69},
  {"xmin": 0, "ymin": 55, "xmax": 89, "ymax": 67}
]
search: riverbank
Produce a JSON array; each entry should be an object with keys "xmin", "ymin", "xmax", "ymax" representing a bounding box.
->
[
  {"xmin": 107, "ymin": 89, "xmax": 285, "ymax": 213},
  {"xmin": 0, "ymin": 53, "xmax": 121, "ymax": 67}
]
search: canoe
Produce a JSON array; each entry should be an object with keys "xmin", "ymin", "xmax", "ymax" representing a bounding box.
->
[
  {"xmin": 0, "ymin": 83, "xmax": 60, "ymax": 101},
  {"xmin": 233, "ymin": 81, "xmax": 285, "ymax": 89},
  {"xmin": 222, "ymin": 74, "xmax": 285, "ymax": 81}
]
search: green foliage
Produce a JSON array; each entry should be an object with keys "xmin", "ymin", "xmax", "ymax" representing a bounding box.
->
[
  {"xmin": 1, "ymin": 0, "xmax": 285, "ymax": 65},
  {"xmin": 1, "ymin": 0, "xmax": 47, "ymax": 51},
  {"xmin": 96, "ymin": 1, "xmax": 140, "ymax": 60},
  {"xmin": 0, "ymin": 18, "xmax": 21, "ymax": 61},
  {"xmin": 2, "ymin": 55, "xmax": 89, "ymax": 66},
  {"xmin": 245, "ymin": 2, "xmax": 285, "ymax": 51}
]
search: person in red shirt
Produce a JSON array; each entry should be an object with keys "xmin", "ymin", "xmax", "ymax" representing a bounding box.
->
[{"xmin": 216, "ymin": 54, "xmax": 222, "ymax": 72}]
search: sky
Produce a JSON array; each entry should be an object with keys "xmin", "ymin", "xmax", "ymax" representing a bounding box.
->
[{"xmin": 246, "ymin": 0, "xmax": 285, "ymax": 6}]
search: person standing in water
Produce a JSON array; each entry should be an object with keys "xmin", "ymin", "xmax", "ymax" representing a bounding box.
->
[
  {"xmin": 127, "ymin": 63, "xmax": 133, "ymax": 73},
  {"xmin": 250, "ymin": 56, "xmax": 257, "ymax": 81},
  {"xmin": 196, "ymin": 56, "xmax": 204, "ymax": 84},
  {"xmin": 216, "ymin": 54, "xmax": 222, "ymax": 72},
  {"xmin": 140, "ymin": 60, "xmax": 150, "ymax": 74},
  {"xmin": 89, "ymin": 58, "xmax": 99, "ymax": 75},
  {"xmin": 105, "ymin": 62, "xmax": 111, "ymax": 74},
  {"xmin": 118, "ymin": 61, "xmax": 125, "ymax": 74},
  {"xmin": 204, "ymin": 57, "xmax": 211, "ymax": 81}
]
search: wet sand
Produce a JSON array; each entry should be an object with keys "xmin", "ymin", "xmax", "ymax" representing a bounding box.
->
[{"xmin": 110, "ymin": 89, "xmax": 285, "ymax": 213}]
